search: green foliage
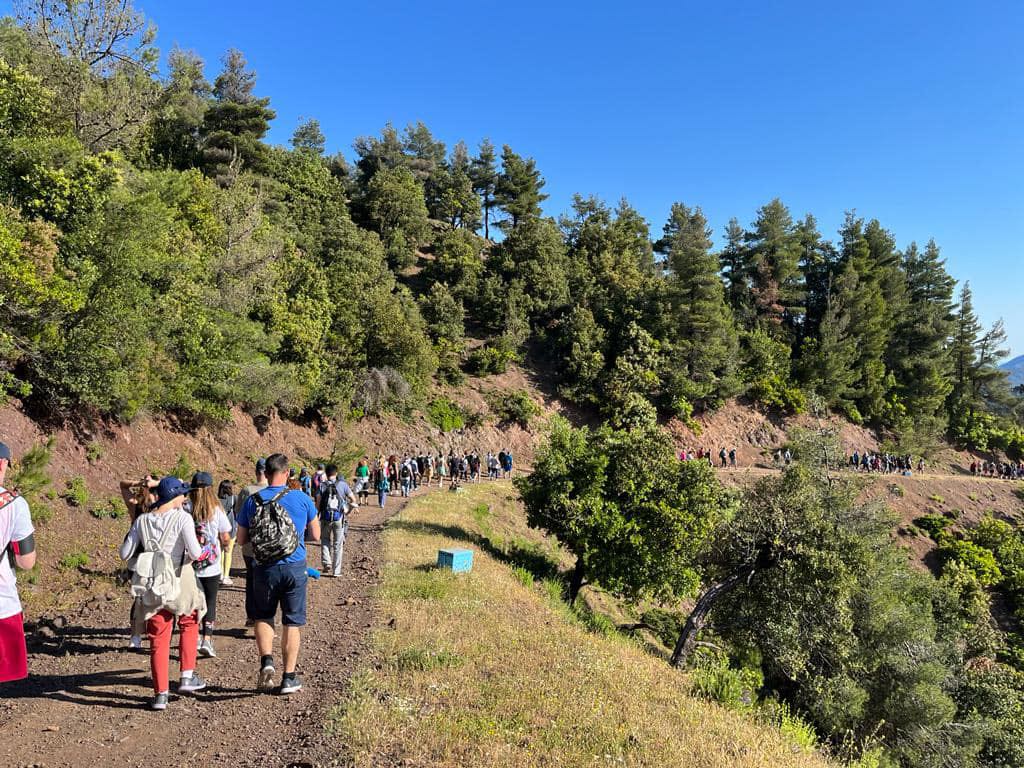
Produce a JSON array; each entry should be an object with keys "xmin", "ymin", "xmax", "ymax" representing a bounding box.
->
[
  {"xmin": 488, "ymin": 390, "xmax": 540, "ymax": 428},
  {"xmin": 85, "ymin": 441, "xmax": 103, "ymax": 464},
  {"xmin": 64, "ymin": 475, "xmax": 89, "ymax": 507},
  {"xmin": 8, "ymin": 437, "xmax": 55, "ymax": 525},
  {"xmin": 394, "ymin": 647, "xmax": 463, "ymax": 672},
  {"xmin": 58, "ymin": 551, "xmax": 89, "ymax": 570},
  {"xmin": 914, "ymin": 514, "xmax": 952, "ymax": 540},
  {"xmin": 365, "ymin": 165, "xmax": 430, "ymax": 269},
  {"xmin": 939, "ymin": 540, "xmax": 1003, "ymax": 587},
  {"xmin": 170, "ymin": 452, "xmax": 193, "ymax": 481},
  {"xmin": 517, "ymin": 417, "xmax": 730, "ymax": 603},
  {"xmin": 689, "ymin": 651, "xmax": 763, "ymax": 710},
  {"xmin": 426, "ymin": 397, "xmax": 465, "ymax": 432},
  {"xmin": 466, "ymin": 344, "xmax": 516, "ymax": 376},
  {"xmin": 640, "ymin": 608, "xmax": 685, "ymax": 649}
]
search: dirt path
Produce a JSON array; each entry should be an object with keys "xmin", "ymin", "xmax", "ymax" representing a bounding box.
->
[{"xmin": 0, "ymin": 493, "xmax": 416, "ymax": 768}]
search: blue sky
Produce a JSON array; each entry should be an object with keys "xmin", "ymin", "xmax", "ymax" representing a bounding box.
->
[{"xmin": 5, "ymin": 0, "xmax": 1023, "ymax": 355}]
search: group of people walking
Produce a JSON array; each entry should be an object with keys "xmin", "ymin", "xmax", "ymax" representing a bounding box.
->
[
  {"xmin": 0, "ymin": 439, "xmax": 516, "ymax": 711},
  {"xmin": 848, "ymin": 451, "xmax": 922, "ymax": 474},
  {"xmin": 970, "ymin": 459, "xmax": 1024, "ymax": 480}
]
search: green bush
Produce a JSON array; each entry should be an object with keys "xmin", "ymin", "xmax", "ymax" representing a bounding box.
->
[
  {"xmin": 58, "ymin": 551, "xmax": 89, "ymax": 570},
  {"xmin": 640, "ymin": 608, "xmax": 685, "ymax": 649},
  {"xmin": 690, "ymin": 656, "xmax": 763, "ymax": 710},
  {"xmin": 64, "ymin": 476, "xmax": 89, "ymax": 507},
  {"xmin": 426, "ymin": 397, "xmax": 465, "ymax": 432},
  {"xmin": 85, "ymin": 441, "xmax": 103, "ymax": 464},
  {"xmin": 466, "ymin": 345, "xmax": 516, "ymax": 376},
  {"xmin": 914, "ymin": 514, "xmax": 952, "ymax": 540},
  {"xmin": 488, "ymin": 390, "xmax": 540, "ymax": 428},
  {"xmin": 10, "ymin": 438, "xmax": 55, "ymax": 525},
  {"xmin": 939, "ymin": 540, "xmax": 1003, "ymax": 586}
]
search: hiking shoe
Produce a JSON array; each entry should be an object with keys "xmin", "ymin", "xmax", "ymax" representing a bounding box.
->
[
  {"xmin": 128, "ymin": 634, "xmax": 143, "ymax": 650},
  {"xmin": 198, "ymin": 638, "xmax": 216, "ymax": 658},
  {"xmin": 150, "ymin": 692, "xmax": 168, "ymax": 711},
  {"xmin": 258, "ymin": 663, "xmax": 276, "ymax": 692},
  {"xmin": 280, "ymin": 673, "xmax": 303, "ymax": 695},
  {"xmin": 178, "ymin": 674, "xmax": 208, "ymax": 693}
]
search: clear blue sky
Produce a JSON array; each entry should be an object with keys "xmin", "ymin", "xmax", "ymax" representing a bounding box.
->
[{"xmin": 6, "ymin": 0, "xmax": 1023, "ymax": 355}]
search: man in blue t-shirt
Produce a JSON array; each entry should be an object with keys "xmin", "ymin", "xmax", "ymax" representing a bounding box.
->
[{"xmin": 236, "ymin": 452, "xmax": 319, "ymax": 695}]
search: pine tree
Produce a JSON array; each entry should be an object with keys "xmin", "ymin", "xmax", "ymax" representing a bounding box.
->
[
  {"xmin": 494, "ymin": 145, "xmax": 547, "ymax": 230},
  {"xmin": 799, "ymin": 262, "xmax": 859, "ymax": 415},
  {"xmin": 889, "ymin": 240, "xmax": 956, "ymax": 446},
  {"xmin": 469, "ymin": 138, "xmax": 498, "ymax": 240},
  {"xmin": 719, "ymin": 217, "xmax": 752, "ymax": 328},
  {"xmin": 290, "ymin": 117, "xmax": 326, "ymax": 155},
  {"xmin": 794, "ymin": 214, "xmax": 836, "ymax": 346},
  {"xmin": 838, "ymin": 212, "xmax": 891, "ymax": 423},
  {"xmin": 743, "ymin": 199, "xmax": 804, "ymax": 337},
  {"xmin": 657, "ymin": 203, "xmax": 739, "ymax": 409}
]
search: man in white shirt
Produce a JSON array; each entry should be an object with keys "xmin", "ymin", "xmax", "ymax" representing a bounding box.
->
[{"xmin": 0, "ymin": 441, "xmax": 37, "ymax": 683}]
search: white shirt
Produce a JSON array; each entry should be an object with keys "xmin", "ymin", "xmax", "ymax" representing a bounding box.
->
[
  {"xmin": 194, "ymin": 508, "xmax": 231, "ymax": 578},
  {"xmin": 0, "ymin": 487, "xmax": 34, "ymax": 620}
]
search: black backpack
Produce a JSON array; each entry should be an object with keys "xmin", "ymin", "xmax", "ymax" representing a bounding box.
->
[
  {"xmin": 319, "ymin": 481, "xmax": 343, "ymax": 523},
  {"xmin": 249, "ymin": 489, "xmax": 300, "ymax": 565}
]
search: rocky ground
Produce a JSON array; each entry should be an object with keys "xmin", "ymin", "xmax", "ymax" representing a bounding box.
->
[{"xmin": 0, "ymin": 496, "xmax": 410, "ymax": 768}]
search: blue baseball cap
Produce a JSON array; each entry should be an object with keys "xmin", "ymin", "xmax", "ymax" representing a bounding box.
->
[
  {"xmin": 151, "ymin": 476, "xmax": 190, "ymax": 509},
  {"xmin": 191, "ymin": 471, "xmax": 213, "ymax": 489},
  {"xmin": 0, "ymin": 442, "xmax": 10, "ymax": 461}
]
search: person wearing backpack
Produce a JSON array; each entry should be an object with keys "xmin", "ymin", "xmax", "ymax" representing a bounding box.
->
[
  {"xmin": 375, "ymin": 464, "xmax": 390, "ymax": 509},
  {"xmin": 317, "ymin": 464, "xmax": 356, "ymax": 577},
  {"xmin": 119, "ymin": 476, "xmax": 208, "ymax": 710},
  {"xmin": 0, "ymin": 442, "xmax": 38, "ymax": 684},
  {"xmin": 217, "ymin": 480, "xmax": 237, "ymax": 586},
  {"xmin": 353, "ymin": 458, "xmax": 370, "ymax": 505},
  {"xmin": 189, "ymin": 472, "xmax": 231, "ymax": 658},
  {"xmin": 399, "ymin": 459, "xmax": 412, "ymax": 498},
  {"xmin": 235, "ymin": 459, "xmax": 268, "ymax": 627},
  {"xmin": 236, "ymin": 453, "xmax": 319, "ymax": 695}
]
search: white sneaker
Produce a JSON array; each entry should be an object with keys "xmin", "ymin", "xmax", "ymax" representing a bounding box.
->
[
  {"xmin": 220, "ymin": 577, "xmax": 233, "ymax": 586},
  {"xmin": 198, "ymin": 638, "xmax": 216, "ymax": 658},
  {"xmin": 258, "ymin": 663, "xmax": 276, "ymax": 692},
  {"xmin": 129, "ymin": 635, "xmax": 142, "ymax": 649}
]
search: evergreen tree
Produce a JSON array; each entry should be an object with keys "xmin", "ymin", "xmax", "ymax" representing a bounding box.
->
[
  {"xmin": 365, "ymin": 165, "xmax": 430, "ymax": 269},
  {"xmin": 290, "ymin": 117, "xmax": 326, "ymax": 155},
  {"xmin": 889, "ymin": 240, "xmax": 956, "ymax": 446},
  {"xmin": 494, "ymin": 144, "xmax": 547, "ymax": 230},
  {"xmin": 799, "ymin": 262, "xmax": 859, "ymax": 416},
  {"xmin": 656, "ymin": 202, "xmax": 739, "ymax": 410},
  {"xmin": 720, "ymin": 217, "xmax": 752, "ymax": 327},
  {"xmin": 794, "ymin": 213, "xmax": 835, "ymax": 346},
  {"xmin": 838, "ymin": 212, "xmax": 891, "ymax": 423},
  {"xmin": 743, "ymin": 199, "xmax": 804, "ymax": 337},
  {"xmin": 469, "ymin": 138, "xmax": 498, "ymax": 239},
  {"xmin": 146, "ymin": 47, "xmax": 209, "ymax": 170},
  {"xmin": 200, "ymin": 48, "xmax": 275, "ymax": 183}
]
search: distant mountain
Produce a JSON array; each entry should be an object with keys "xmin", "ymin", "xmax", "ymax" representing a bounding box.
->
[{"xmin": 1002, "ymin": 354, "xmax": 1024, "ymax": 386}]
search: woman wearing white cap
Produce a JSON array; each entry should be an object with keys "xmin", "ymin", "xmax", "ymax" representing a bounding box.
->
[{"xmin": 119, "ymin": 476, "xmax": 209, "ymax": 711}]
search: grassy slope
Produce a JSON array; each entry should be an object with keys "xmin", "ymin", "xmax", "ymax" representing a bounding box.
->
[{"xmin": 330, "ymin": 482, "xmax": 833, "ymax": 768}]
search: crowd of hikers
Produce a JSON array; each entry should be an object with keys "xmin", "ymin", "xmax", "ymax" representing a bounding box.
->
[
  {"xmin": 0, "ymin": 439, "xmax": 515, "ymax": 711},
  {"xmin": 847, "ymin": 451, "xmax": 923, "ymax": 474},
  {"xmin": 970, "ymin": 459, "xmax": 1024, "ymax": 479}
]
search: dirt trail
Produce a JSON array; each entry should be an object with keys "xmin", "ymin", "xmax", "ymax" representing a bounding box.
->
[{"xmin": 0, "ymin": 493, "xmax": 417, "ymax": 768}]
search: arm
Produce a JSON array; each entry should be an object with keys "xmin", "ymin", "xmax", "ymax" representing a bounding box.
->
[
  {"xmin": 181, "ymin": 517, "xmax": 203, "ymax": 561},
  {"xmin": 306, "ymin": 498, "xmax": 320, "ymax": 542},
  {"xmin": 236, "ymin": 525, "xmax": 249, "ymax": 547}
]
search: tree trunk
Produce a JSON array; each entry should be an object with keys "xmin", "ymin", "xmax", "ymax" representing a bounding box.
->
[
  {"xmin": 670, "ymin": 567, "xmax": 753, "ymax": 668},
  {"xmin": 568, "ymin": 557, "xmax": 587, "ymax": 604}
]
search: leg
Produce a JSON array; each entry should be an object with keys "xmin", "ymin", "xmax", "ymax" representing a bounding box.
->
[
  {"xmin": 255, "ymin": 620, "xmax": 276, "ymax": 657},
  {"xmin": 321, "ymin": 520, "xmax": 334, "ymax": 572},
  {"xmin": 146, "ymin": 609, "xmax": 174, "ymax": 694},
  {"xmin": 243, "ymin": 554, "xmax": 256, "ymax": 621},
  {"xmin": 281, "ymin": 626, "xmax": 302, "ymax": 674},
  {"xmin": 199, "ymin": 575, "xmax": 220, "ymax": 639},
  {"xmin": 221, "ymin": 537, "xmax": 236, "ymax": 581},
  {"xmin": 177, "ymin": 611, "xmax": 199, "ymax": 675},
  {"xmin": 331, "ymin": 520, "xmax": 346, "ymax": 576}
]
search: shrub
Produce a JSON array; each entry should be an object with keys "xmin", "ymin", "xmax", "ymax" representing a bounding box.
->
[
  {"xmin": 488, "ymin": 390, "xmax": 540, "ymax": 428},
  {"xmin": 690, "ymin": 656, "xmax": 763, "ymax": 710},
  {"xmin": 426, "ymin": 397, "xmax": 465, "ymax": 432},
  {"xmin": 10, "ymin": 438, "xmax": 55, "ymax": 525},
  {"xmin": 85, "ymin": 441, "xmax": 103, "ymax": 464},
  {"xmin": 640, "ymin": 608, "xmax": 686, "ymax": 649},
  {"xmin": 466, "ymin": 345, "xmax": 516, "ymax": 376},
  {"xmin": 757, "ymin": 698, "xmax": 819, "ymax": 751},
  {"xmin": 170, "ymin": 452, "xmax": 193, "ymax": 481},
  {"xmin": 58, "ymin": 551, "xmax": 89, "ymax": 570},
  {"xmin": 64, "ymin": 476, "xmax": 89, "ymax": 507},
  {"xmin": 914, "ymin": 514, "xmax": 952, "ymax": 540},
  {"xmin": 939, "ymin": 540, "xmax": 1003, "ymax": 586},
  {"xmin": 352, "ymin": 367, "xmax": 411, "ymax": 415}
]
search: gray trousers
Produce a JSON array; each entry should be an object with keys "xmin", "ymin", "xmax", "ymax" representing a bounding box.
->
[{"xmin": 321, "ymin": 519, "xmax": 348, "ymax": 576}]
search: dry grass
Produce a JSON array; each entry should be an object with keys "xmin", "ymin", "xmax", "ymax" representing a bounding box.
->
[{"xmin": 329, "ymin": 482, "xmax": 835, "ymax": 768}]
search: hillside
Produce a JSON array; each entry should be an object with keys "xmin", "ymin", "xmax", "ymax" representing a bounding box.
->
[{"xmin": 331, "ymin": 482, "xmax": 835, "ymax": 768}]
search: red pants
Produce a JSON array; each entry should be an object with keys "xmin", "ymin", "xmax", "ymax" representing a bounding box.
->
[
  {"xmin": 0, "ymin": 612, "xmax": 27, "ymax": 683},
  {"xmin": 146, "ymin": 609, "xmax": 198, "ymax": 694}
]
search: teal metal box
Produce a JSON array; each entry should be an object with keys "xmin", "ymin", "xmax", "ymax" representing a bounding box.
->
[{"xmin": 437, "ymin": 548, "xmax": 473, "ymax": 573}]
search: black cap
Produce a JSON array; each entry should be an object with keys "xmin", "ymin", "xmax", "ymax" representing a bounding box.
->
[
  {"xmin": 191, "ymin": 471, "xmax": 213, "ymax": 489},
  {"xmin": 0, "ymin": 442, "xmax": 10, "ymax": 461},
  {"xmin": 256, "ymin": 457, "xmax": 266, "ymax": 473}
]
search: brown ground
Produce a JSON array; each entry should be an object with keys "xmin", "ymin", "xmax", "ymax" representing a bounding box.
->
[{"xmin": 0, "ymin": 492, "xmax": 419, "ymax": 768}]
